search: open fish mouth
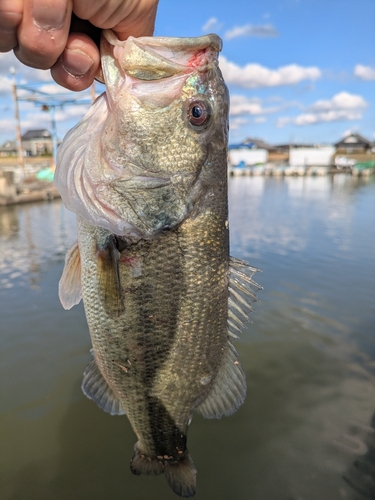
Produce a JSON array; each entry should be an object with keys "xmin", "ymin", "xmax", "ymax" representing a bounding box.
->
[{"xmin": 111, "ymin": 175, "xmax": 172, "ymax": 190}]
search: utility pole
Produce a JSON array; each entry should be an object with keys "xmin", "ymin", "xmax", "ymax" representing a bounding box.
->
[
  {"xmin": 10, "ymin": 67, "xmax": 24, "ymax": 170},
  {"xmin": 41, "ymin": 104, "xmax": 58, "ymax": 168}
]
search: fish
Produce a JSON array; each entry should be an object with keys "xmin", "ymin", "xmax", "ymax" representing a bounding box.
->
[{"xmin": 54, "ymin": 30, "xmax": 261, "ymax": 498}]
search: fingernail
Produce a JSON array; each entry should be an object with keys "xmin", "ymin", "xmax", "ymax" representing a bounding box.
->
[
  {"xmin": 62, "ymin": 49, "xmax": 94, "ymax": 77},
  {"xmin": 33, "ymin": 2, "xmax": 66, "ymax": 30}
]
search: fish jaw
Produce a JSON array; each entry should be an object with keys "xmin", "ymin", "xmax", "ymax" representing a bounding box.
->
[{"xmin": 55, "ymin": 32, "xmax": 228, "ymax": 239}]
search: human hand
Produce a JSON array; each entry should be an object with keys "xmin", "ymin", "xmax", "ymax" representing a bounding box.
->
[{"xmin": 0, "ymin": 0, "xmax": 159, "ymax": 90}]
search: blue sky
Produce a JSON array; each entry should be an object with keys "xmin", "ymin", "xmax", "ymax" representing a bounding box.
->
[{"xmin": 0, "ymin": 0, "xmax": 374, "ymax": 147}]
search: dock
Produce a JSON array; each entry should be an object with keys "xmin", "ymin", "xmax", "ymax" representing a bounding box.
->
[
  {"xmin": 0, "ymin": 162, "xmax": 60, "ymax": 206},
  {"xmin": 228, "ymin": 164, "xmax": 375, "ymax": 177}
]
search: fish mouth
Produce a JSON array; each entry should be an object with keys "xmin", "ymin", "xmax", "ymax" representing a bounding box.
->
[
  {"xmin": 111, "ymin": 175, "xmax": 172, "ymax": 190},
  {"xmin": 111, "ymin": 171, "xmax": 197, "ymax": 192}
]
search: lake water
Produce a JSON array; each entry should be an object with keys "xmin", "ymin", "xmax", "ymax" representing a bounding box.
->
[{"xmin": 1, "ymin": 174, "xmax": 374, "ymax": 500}]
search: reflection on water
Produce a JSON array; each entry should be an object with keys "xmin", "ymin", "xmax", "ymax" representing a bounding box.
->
[
  {"xmin": 0, "ymin": 201, "xmax": 77, "ymax": 289},
  {"xmin": 1, "ymin": 175, "xmax": 375, "ymax": 500}
]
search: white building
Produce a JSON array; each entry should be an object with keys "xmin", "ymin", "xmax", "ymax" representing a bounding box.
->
[
  {"xmin": 289, "ymin": 146, "xmax": 335, "ymax": 167},
  {"xmin": 229, "ymin": 147, "xmax": 268, "ymax": 166}
]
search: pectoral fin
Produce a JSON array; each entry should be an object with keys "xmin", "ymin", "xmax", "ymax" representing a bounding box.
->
[
  {"xmin": 82, "ymin": 350, "xmax": 125, "ymax": 416},
  {"xmin": 97, "ymin": 236, "xmax": 125, "ymax": 317},
  {"xmin": 58, "ymin": 240, "xmax": 82, "ymax": 310}
]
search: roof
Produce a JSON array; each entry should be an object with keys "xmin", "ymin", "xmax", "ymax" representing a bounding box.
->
[
  {"xmin": 0, "ymin": 140, "xmax": 17, "ymax": 151},
  {"xmin": 230, "ymin": 138, "xmax": 273, "ymax": 151},
  {"xmin": 21, "ymin": 129, "xmax": 51, "ymax": 140},
  {"xmin": 229, "ymin": 143, "xmax": 256, "ymax": 150},
  {"xmin": 334, "ymin": 133, "xmax": 373, "ymax": 148},
  {"xmin": 243, "ymin": 137, "xmax": 272, "ymax": 150}
]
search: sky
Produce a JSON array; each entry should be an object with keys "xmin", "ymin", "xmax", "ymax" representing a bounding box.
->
[{"xmin": 0, "ymin": 0, "xmax": 374, "ymax": 147}]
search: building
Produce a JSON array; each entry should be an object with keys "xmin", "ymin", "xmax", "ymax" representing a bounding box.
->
[
  {"xmin": 0, "ymin": 141, "xmax": 17, "ymax": 157},
  {"xmin": 289, "ymin": 146, "xmax": 335, "ymax": 167},
  {"xmin": 21, "ymin": 129, "xmax": 53, "ymax": 156},
  {"xmin": 334, "ymin": 133, "xmax": 374, "ymax": 154},
  {"xmin": 228, "ymin": 142, "xmax": 268, "ymax": 166}
]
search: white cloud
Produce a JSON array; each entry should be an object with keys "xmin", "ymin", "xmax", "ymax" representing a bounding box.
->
[
  {"xmin": 354, "ymin": 64, "xmax": 375, "ymax": 81},
  {"xmin": 342, "ymin": 129, "xmax": 358, "ymax": 138},
  {"xmin": 220, "ymin": 56, "xmax": 321, "ymax": 89},
  {"xmin": 202, "ymin": 17, "xmax": 222, "ymax": 33},
  {"xmin": 309, "ymin": 92, "xmax": 368, "ymax": 112},
  {"xmin": 0, "ymin": 75, "xmax": 12, "ymax": 93},
  {"xmin": 230, "ymin": 94, "xmax": 288, "ymax": 117},
  {"xmin": 0, "ymin": 51, "xmax": 53, "ymax": 84},
  {"xmin": 254, "ymin": 116, "xmax": 267, "ymax": 124},
  {"xmin": 230, "ymin": 95, "xmax": 263, "ymax": 116},
  {"xmin": 0, "ymin": 118, "xmax": 15, "ymax": 131},
  {"xmin": 55, "ymin": 104, "xmax": 91, "ymax": 121},
  {"xmin": 229, "ymin": 117, "xmax": 248, "ymax": 130},
  {"xmin": 225, "ymin": 23, "xmax": 279, "ymax": 40},
  {"xmin": 277, "ymin": 92, "xmax": 368, "ymax": 127}
]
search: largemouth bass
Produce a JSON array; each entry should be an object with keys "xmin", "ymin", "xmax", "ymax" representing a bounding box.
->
[{"xmin": 55, "ymin": 30, "xmax": 261, "ymax": 498}]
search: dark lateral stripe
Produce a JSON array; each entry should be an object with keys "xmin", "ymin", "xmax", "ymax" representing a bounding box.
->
[{"xmin": 147, "ymin": 395, "xmax": 187, "ymax": 459}]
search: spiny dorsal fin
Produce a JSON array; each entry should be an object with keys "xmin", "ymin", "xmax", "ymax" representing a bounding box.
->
[
  {"xmin": 82, "ymin": 350, "xmax": 125, "ymax": 416},
  {"xmin": 227, "ymin": 256, "xmax": 262, "ymax": 339},
  {"xmin": 58, "ymin": 240, "xmax": 82, "ymax": 310}
]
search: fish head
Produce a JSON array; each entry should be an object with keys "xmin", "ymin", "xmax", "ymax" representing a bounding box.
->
[{"xmin": 55, "ymin": 31, "xmax": 229, "ymax": 238}]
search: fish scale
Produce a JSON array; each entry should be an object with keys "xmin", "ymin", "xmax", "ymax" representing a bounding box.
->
[{"xmin": 56, "ymin": 30, "xmax": 261, "ymax": 498}]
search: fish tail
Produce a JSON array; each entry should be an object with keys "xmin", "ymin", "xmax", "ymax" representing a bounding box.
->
[
  {"xmin": 164, "ymin": 453, "xmax": 197, "ymax": 498},
  {"xmin": 130, "ymin": 442, "xmax": 197, "ymax": 497},
  {"xmin": 130, "ymin": 442, "xmax": 165, "ymax": 476}
]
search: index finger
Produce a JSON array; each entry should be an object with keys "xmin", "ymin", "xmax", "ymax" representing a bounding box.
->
[
  {"xmin": 0, "ymin": 0, "xmax": 23, "ymax": 52},
  {"xmin": 14, "ymin": 0, "xmax": 73, "ymax": 69}
]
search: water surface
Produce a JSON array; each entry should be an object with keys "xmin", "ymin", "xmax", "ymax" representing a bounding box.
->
[{"xmin": 1, "ymin": 174, "xmax": 374, "ymax": 500}]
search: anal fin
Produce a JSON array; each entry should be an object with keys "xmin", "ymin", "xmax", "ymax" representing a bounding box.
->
[
  {"xmin": 196, "ymin": 256, "xmax": 262, "ymax": 420},
  {"xmin": 195, "ymin": 342, "xmax": 246, "ymax": 419},
  {"xmin": 82, "ymin": 350, "xmax": 125, "ymax": 416}
]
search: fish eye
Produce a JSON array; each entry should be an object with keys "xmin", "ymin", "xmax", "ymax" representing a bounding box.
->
[{"xmin": 188, "ymin": 100, "xmax": 211, "ymax": 127}]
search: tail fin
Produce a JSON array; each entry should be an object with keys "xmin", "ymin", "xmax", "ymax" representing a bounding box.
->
[
  {"xmin": 164, "ymin": 453, "xmax": 197, "ymax": 498},
  {"xmin": 130, "ymin": 442, "xmax": 165, "ymax": 476},
  {"xmin": 130, "ymin": 442, "xmax": 197, "ymax": 498}
]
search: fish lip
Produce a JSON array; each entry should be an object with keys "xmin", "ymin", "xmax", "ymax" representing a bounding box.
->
[
  {"xmin": 111, "ymin": 171, "xmax": 197, "ymax": 190},
  {"xmin": 113, "ymin": 175, "xmax": 172, "ymax": 190}
]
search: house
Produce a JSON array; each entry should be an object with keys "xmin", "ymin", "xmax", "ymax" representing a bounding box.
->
[
  {"xmin": 334, "ymin": 133, "xmax": 374, "ymax": 154},
  {"xmin": 242, "ymin": 137, "xmax": 273, "ymax": 151},
  {"xmin": 21, "ymin": 129, "xmax": 53, "ymax": 156},
  {"xmin": 0, "ymin": 140, "xmax": 18, "ymax": 157}
]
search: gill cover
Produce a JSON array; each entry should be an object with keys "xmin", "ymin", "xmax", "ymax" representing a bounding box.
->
[{"xmin": 54, "ymin": 31, "xmax": 223, "ymax": 238}]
